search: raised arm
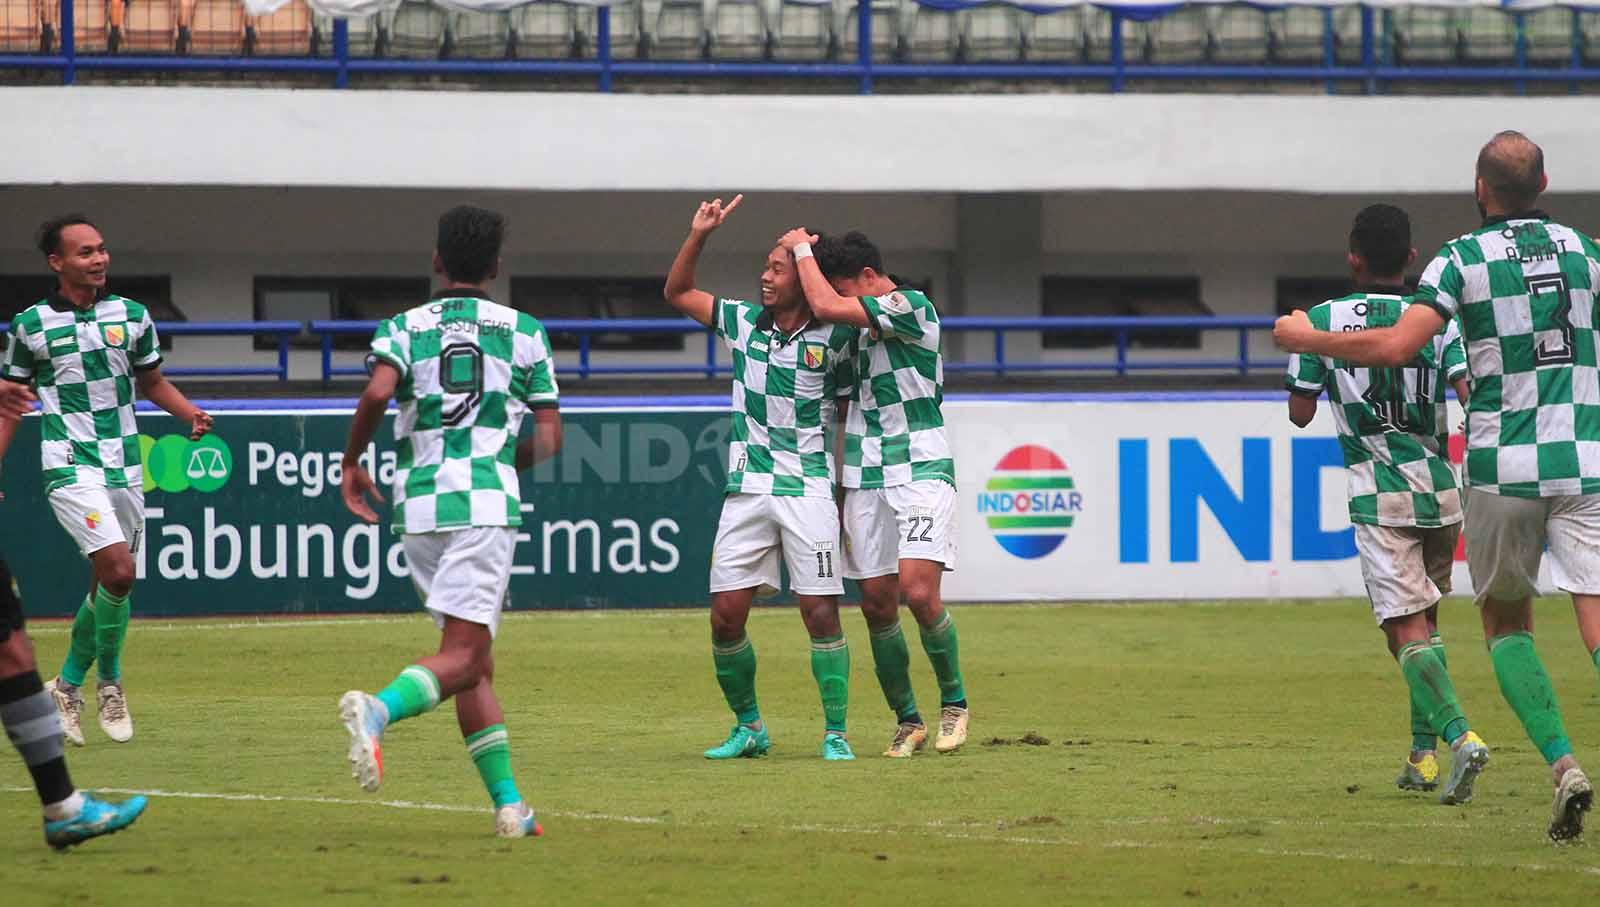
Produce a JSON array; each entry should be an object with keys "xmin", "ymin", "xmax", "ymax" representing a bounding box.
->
[
  {"xmin": 1274, "ymin": 305, "xmax": 1446, "ymax": 368},
  {"xmin": 664, "ymin": 195, "xmax": 743, "ymax": 329},
  {"xmin": 777, "ymin": 228, "xmax": 872, "ymax": 329}
]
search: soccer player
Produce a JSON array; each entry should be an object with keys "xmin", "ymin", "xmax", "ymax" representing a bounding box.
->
[
  {"xmin": 664, "ymin": 196, "xmax": 859, "ymax": 761},
  {"xmin": 777, "ymin": 227, "xmax": 968, "ymax": 758},
  {"xmin": 1276, "ymin": 131, "xmax": 1599, "ymax": 841},
  {"xmin": 337, "ymin": 205, "xmax": 561, "ymax": 838},
  {"xmin": 1284, "ymin": 204, "xmax": 1489, "ymax": 804},
  {"xmin": 0, "ymin": 378, "xmax": 146, "ymax": 848},
  {"xmin": 0, "ymin": 214, "xmax": 212, "ymax": 748}
]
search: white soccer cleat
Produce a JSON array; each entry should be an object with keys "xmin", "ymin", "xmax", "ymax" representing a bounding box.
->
[
  {"xmin": 1550, "ymin": 766, "xmax": 1594, "ymax": 843},
  {"xmin": 96, "ymin": 681, "xmax": 134, "ymax": 743},
  {"xmin": 934, "ymin": 705, "xmax": 969, "ymax": 754},
  {"xmin": 339, "ymin": 691, "xmax": 386, "ymax": 793},
  {"xmin": 495, "ymin": 802, "xmax": 543, "ymax": 839},
  {"xmin": 46, "ymin": 677, "xmax": 86, "ymax": 747}
]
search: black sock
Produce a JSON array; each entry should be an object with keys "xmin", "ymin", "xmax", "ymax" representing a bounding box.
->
[{"xmin": 1, "ymin": 671, "xmax": 74, "ymax": 807}]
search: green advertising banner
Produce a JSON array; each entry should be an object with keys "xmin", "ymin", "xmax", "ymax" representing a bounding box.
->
[{"xmin": 0, "ymin": 406, "xmax": 733, "ymax": 617}]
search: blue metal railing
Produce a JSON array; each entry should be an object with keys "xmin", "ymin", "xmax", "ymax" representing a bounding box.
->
[
  {"xmin": 2, "ymin": 316, "xmax": 1283, "ymax": 381},
  {"xmin": 0, "ymin": 320, "xmax": 304, "ymax": 381},
  {"xmin": 3, "ymin": 2, "xmax": 1598, "ymax": 94}
]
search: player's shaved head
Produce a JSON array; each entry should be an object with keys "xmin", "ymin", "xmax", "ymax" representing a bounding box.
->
[{"xmin": 1476, "ymin": 130, "xmax": 1545, "ymax": 212}]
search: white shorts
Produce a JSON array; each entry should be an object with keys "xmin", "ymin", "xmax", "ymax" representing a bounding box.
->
[
  {"xmin": 48, "ymin": 484, "xmax": 145, "ymax": 557},
  {"xmin": 1463, "ymin": 489, "xmax": 1600, "ymax": 605},
  {"xmin": 709, "ymin": 493, "xmax": 843, "ymax": 597},
  {"xmin": 841, "ymin": 480, "xmax": 957, "ymax": 580},
  {"xmin": 1353, "ymin": 522, "xmax": 1460, "ymax": 625},
  {"xmin": 403, "ymin": 527, "xmax": 515, "ymax": 638}
]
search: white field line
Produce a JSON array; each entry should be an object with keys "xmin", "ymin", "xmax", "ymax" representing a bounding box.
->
[{"xmin": 5, "ymin": 785, "xmax": 1598, "ymax": 876}]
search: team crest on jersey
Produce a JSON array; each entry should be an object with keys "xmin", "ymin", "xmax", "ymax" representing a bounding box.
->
[
  {"xmin": 802, "ymin": 342, "xmax": 827, "ymax": 370},
  {"xmin": 880, "ymin": 293, "xmax": 912, "ymax": 316},
  {"xmin": 85, "ymin": 511, "xmax": 101, "ymax": 530},
  {"xmin": 101, "ymin": 324, "xmax": 126, "ymax": 348}
]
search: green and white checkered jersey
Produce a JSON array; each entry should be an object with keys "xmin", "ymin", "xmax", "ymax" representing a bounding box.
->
[
  {"xmin": 1413, "ymin": 215, "xmax": 1600, "ymax": 497},
  {"xmin": 842, "ymin": 288, "xmax": 954, "ymax": 489},
  {"xmin": 715, "ymin": 299, "xmax": 856, "ymax": 498},
  {"xmin": 1285, "ymin": 293, "xmax": 1467, "ymax": 528},
  {"xmin": 367, "ymin": 293, "xmax": 559, "ymax": 534},
  {"xmin": 1, "ymin": 295, "xmax": 160, "ymax": 492}
]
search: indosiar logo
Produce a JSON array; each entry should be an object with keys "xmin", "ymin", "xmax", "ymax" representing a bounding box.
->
[
  {"xmin": 139, "ymin": 434, "xmax": 233, "ymax": 494},
  {"xmin": 977, "ymin": 444, "xmax": 1084, "ymax": 560}
]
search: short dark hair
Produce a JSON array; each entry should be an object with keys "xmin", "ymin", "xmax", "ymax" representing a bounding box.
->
[
  {"xmin": 1477, "ymin": 130, "xmax": 1545, "ymax": 211},
  {"xmin": 1348, "ymin": 204, "xmax": 1412, "ymax": 278},
  {"xmin": 436, "ymin": 205, "xmax": 505, "ymax": 284},
  {"xmin": 36, "ymin": 213, "xmax": 98, "ymax": 258},
  {"xmin": 814, "ymin": 231, "xmax": 883, "ymax": 281}
]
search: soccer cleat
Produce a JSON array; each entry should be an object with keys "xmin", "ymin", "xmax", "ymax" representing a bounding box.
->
[
  {"xmin": 339, "ymin": 691, "xmax": 387, "ymax": 792},
  {"xmin": 1549, "ymin": 766, "xmax": 1594, "ymax": 843},
  {"xmin": 97, "ymin": 681, "xmax": 134, "ymax": 743},
  {"xmin": 1439, "ymin": 733, "xmax": 1490, "ymax": 806},
  {"xmin": 934, "ymin": 705, "xmax": 969, "ymax": 753},
  {"xmin": 703, "ymin": 724, "xmax": 770, "ymax": 760},
  {"xmin": 44, "ymin": 793, "xmax": 147, "ymax": 850},
  {"xmin": 821, "ymin": 732, "xmax": 855, "ymax": 761},
  {"xmin": 46, "ymin": 677, "xmax": 85, "ymax": 748},
  {"xmin": 1396, "ymin": 752, "xmax": 1440, "ymax": 792},
  {"xmin": 494, "ymin": 802, "xmax": 544, "ymax": 839},
  {"xmin": 883, "ymin": 721, "xmax": 928, "ymax": 758}
]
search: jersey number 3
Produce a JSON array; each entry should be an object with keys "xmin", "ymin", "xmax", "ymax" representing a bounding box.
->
[
  {"xmin": 1528, "ymin": 275, "xmax": 1577, "ymax": 366},
  {"xmin": 440, "ymin": 343, "xmax": 484, "ymax": 426}
]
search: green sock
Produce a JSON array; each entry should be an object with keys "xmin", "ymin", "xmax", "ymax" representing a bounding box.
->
[
  {"xmin": 919, "ymin": 611, "xmax": 966, "ymax": 706},
  {"xmin": 712, "ymin": 635, "xmax": 760, "ymax": 725},
  {"xmin": 375, "ymin": 665, "xmax": 441, "ymax": 725},
  {"xmin": 1407, "ymin": 633, "xmax": 1449, "ymax": 752},
  {"xmin": 93, "ymin": 587, "xmax": 130, "ymax": 683},
  {"xmin": 868, "ymin": 621, "xmax": 920, "ymax": 724},
  {"xmin": 465, "ymin": 724, "xmax": 522, "ymax": 809},
  {"xmin": 1397, "ymin": 641, "xmax": 1469, "ymax": 745},
  {"xmin": 59, "ymin": 597, "xmax": 97, "ymax": 687},
  {"xmin": 1490, "ymin": 632, "xmax": 1573, "ymax": 764},
  {"xmin": 810, "ymin": 635, "xmax": 850, "ymax": 734}
]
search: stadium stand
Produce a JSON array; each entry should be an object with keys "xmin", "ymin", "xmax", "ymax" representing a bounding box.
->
[{"xmin": 250, "ymin": 0, "xmax": 313, "ymax": 53}]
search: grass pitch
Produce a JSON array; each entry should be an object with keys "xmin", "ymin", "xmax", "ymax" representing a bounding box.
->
[{"xmin": 5, "ymin": 598, "xmax": 1600, "ymax": 904}]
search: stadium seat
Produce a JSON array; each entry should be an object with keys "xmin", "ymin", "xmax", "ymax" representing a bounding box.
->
[
  {"xmin": 706, "ymin": 0, "xmax": 768, "ymax": 59},
  {"xmin": 1393, "ymin": 6, "xmax": 1458, "ymax": 65},
  {"xmin": 1266, "ymin": 7, "xmax": 1327, "ymax": 65},
  {"xmin": 383, "ymin": 0, "xmax": 447, "ymax": 58},
  {"xmin": 1523, "ymin": 7, "xmax": 1577, "ymax": 66},
  {"xmin": 958, "ymin": 5, "xmax": 1018, "ymax": 63},
  {"xmin": 1084, "ymin": 6, "xmax": 1147, "ymax": 63},
  {"xmin": 250, "ymin": 0, "xmax": 312, "ymax": 55},
  {"xmin": 769, "ymin": 0, "xmax": 829, "ymax": 60},
  {"xmin": 511, "ymin": 1, "xmax": 577, "ymax": 58},
  {"xmin": 0, "ymin": 0, "xmax": 45, "ymax": 50},
  {"xmin": 1331, "ymin": 5, "xmax": 1369, "ymax": 64},
  {"xmin": 1019, "ymin": 6, "xmax": 1083, "ymax": 62},
  {"xmin": 574, "ymin": 0, "xmax": 643, "ymax": 59},
  {"xmin": 115, "ymin": 0, "xmax": 177, "ymax": 51},
  {"xmin": 317, "ymin": 13, "xmax": 380, "ymax": 55},
  {"xmin": 449, "ymin": 9, "xmax": 511, "ymax": 57},
  {"xmin": 1208, "ymin": 4, "xmax": 1267, "ymax": 64},
  {"xmin": 44, "ymin": 0, "xmax": 111, "ymax": 52},
  {"xmin": 183, "ymin": 0, "xmax": 246, "ymax": 54},
  {"xmin": 1145, "ymin": 6, "xmax": 1207, "ymax": 64},
  {"xmin": 835, "ymin": 0, "xmax": 899, "ymax": 62},
  {"xmin": 643, "ymin": 0, "xmax": 707, "ymax": 59},
  {"xmin": 1459, "ymin": 6, "xmax": 1514, "ymax": 65},
  {"xmin": 901, "ymin": 0, "xmax": 958, "ymax": 63}
]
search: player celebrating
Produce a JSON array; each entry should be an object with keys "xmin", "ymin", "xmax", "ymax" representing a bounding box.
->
[
  {"xmin": 0, "ymin": 379, "xmax": 146, "ymax": 848},
  {"xmin": 1276, "ymin": 132, "xmax": 1599, "ymax": 841},
  {"xmin": 337, "ymin": 205, "xmax": 562, "ymax": 838},
  {"xmin": 1284, "ymin": 204, "xmax": 1489, "ymax": 803},
  {"xmin": 0, "ymin": 214, "xmax": 212, "ymax": 748},
  {"xmin": 777, "ymin": 227, "xmax": 968, "ymax": 758},
  {"xmin": 664, "ymin": 196, "xmax": 859, "ymax": 761}
]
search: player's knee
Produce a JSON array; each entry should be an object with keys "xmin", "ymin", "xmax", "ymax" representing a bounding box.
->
[
  {"xmin": 709, "ymin": 607, "xmax": 746, "ymax": 642},
  {"xmin": 97, "ymin": 556, "xmax": 136, "ymax": 596},
  {"xmin": 901, "ymin": 577, "xmax": 938, "ymax": 614},
  {"xmin": 859, "ymin": 596, "xmax": 898, "ymax": 629},
  {"xmin": 0, "ymin": 630, "xmax": 35, "ymax": 676}
]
